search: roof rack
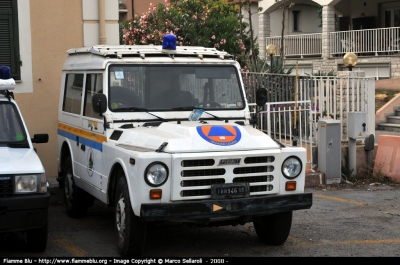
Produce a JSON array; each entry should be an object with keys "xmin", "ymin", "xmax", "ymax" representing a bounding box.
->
[{"xmin": 66, "ymin": 45, "xmax": 233, "ymax": 60}]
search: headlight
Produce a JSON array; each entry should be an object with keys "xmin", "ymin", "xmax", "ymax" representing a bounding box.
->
[
  {"xmin": 15, "ymin": 173, "xmax": 47, "ymax": 193},
  {"xmin": 144, "ymin": 162, "xmax": 168, "ymax": 187},
  {"xmin": 281, "ymin": 156, "xmax": 302, "ymax": 179}
]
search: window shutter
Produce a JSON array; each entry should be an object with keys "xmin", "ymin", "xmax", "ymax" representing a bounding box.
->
[{"xmin": 0, "ymin": 0, "xmax": 21, "ymax": 80}]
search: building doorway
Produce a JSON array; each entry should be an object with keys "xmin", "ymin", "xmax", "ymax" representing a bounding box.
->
[{"xmin": 381, "ymin": 2, "xmax": 400, "ymax": 27}]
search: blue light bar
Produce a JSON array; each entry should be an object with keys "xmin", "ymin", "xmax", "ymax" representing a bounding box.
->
[
  {"xmin": 0, "ymin": 66, "xmax": 11, "ymax": 80},
  {"xmin": 162, "ymin": 34, "xmax": 177, "ymax": 51}
]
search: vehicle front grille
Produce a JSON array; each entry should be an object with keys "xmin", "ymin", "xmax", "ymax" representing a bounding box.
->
[
  {"xmin": 244, "ymin": 156, "xmax": 275, "ymax": 164},
  {"xmin": 181, "ymin": 168, "xmax": 225, "ymax": 177},
  {"xmin": 233, "ymin": 166, "xmax": 274, "ymax": 174},
  {"xmin": 0, "ymin": 175, "xmax": 13, "ymax": 197},
  {"xmin": 181, "ymin": 159, "xmax": 215, "ymax": 167},
  {"xmin": 233, "ymin": 175, "xmax": 273, "ymax": 183},
  {"xmin": 173, "ymin": 154, "xmax": 278, "ymax": 200},
  {"xmin": 181, "ymin": 189, "xmax": 211, "ymax": 197},
  {"xmin": 181, "ymin": 178, "xmax": 225, "ymax": 187}
]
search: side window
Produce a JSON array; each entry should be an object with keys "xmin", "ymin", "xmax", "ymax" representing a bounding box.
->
[
  {"xmin": 83, "ymin": 73, "xmax": 103, "ymax": 118},
  {"xmin": 62, "ymin": 73, "xmax": 84, "ymax": 115}
]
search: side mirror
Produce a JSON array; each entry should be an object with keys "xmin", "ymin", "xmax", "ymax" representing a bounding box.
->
[
  {"xmin": 256, "ymin": 88, "xmax": 267, "ymax": 107},
  {"xmin": 31, "ymin": 134, "xmax": 49, "ymax": 144},
  {"xmin": 92, "ymin": 94, "xmax": 107, "ymax": 114}
]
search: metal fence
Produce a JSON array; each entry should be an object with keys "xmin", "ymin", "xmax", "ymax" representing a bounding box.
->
[
  {"xmin": 330, "ymin": 27, "xmax": 400, "ymax": 56},
  {"xmin": 265, "ymin": 33, "xmax": 322, "ymax": 58},
  {"xmin": 242, "ymin": 72, "xmax": 375, "ymax": 168},
  {"xmin": 249, "ymin": 100, "xmax": 314, "ymax": 168}
]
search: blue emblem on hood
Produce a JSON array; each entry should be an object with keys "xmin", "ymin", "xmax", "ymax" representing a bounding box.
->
[{"xmin": 197, "ymin": 125, "xmax": 241, "ymax": 146}]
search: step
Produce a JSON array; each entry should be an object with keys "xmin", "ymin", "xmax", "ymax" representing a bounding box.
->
[
  {"xmin": 387, "ymin": 116, "xmax": 400, "ymax": 124},
  {"xmin": 396, "ymin": 109, "xmax": 400, "ymax": 116},
  {"xmin": 377, "ymin": 123, "xmax": 400, "ymax": 133}
]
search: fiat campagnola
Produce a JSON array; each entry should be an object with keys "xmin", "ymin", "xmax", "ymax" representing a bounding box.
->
[{"xmin": 57, "ymin": 34, "xmax": 312, "ymax": 257}]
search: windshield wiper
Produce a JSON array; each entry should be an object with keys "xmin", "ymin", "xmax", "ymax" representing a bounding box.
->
[
  {"xmin": 115, "ymin": 107, "xmax": 167, "ymax": 121},
  {"xmin": 171, "ymin": 106, "xmax": 223, "ymax": 121}
]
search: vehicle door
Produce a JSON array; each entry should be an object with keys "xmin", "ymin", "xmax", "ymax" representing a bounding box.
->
[
  {"xmin": 61, "ymin": 73, "xmax": 84, "ymax": 182},
  {"xmin": 80, "ymin": 73, "xmax": 105, "ymax": 190}
]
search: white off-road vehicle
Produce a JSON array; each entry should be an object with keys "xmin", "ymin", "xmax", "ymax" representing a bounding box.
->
[
  {"xmin": 57, "ymin": 35, "xmax": 312, "ymax": 257},
  {"xmin": 0, "ymin": 66, "xmax": 49, "ymax": 252}
]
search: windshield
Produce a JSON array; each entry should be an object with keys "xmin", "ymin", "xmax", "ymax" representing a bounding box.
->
[
  {"xmin": 0, "ymin": 102, "xmax": 27, "ymax": 145},
  {"xmin": 108, "ymin": 65, "xmax": 244, "ymax": 112}
]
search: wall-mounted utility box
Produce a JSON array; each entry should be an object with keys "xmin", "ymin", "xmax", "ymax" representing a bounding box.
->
[{"xmin": 348, "ymin": 112, "xmax": 367, "ymax": 139}]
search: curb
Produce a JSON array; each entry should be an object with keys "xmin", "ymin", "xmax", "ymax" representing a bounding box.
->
[{"xmin": 47, "ymin": 177, "xmax": 59, "ymax": 189}]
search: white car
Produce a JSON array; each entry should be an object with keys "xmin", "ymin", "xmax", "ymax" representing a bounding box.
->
[
  {"xmin": 57, "ymin": 35, "xmax": 312, "ymax": 257},
  {"xmin": 0, "ymin": 66, "xmax": 49, "ymax": 252}
]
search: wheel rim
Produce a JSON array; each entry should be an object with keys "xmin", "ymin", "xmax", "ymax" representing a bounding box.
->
[
  {"xmin": 64, "ymin": 170, "xmax": 73, "ymax": 206},
  {"xmin": 116, "ymin": 194, "xmax": 126, "ymax": 243}
]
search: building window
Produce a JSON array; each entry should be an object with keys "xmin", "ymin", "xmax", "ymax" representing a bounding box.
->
[
  {"xmin": 381, "ymin": 2, "xmax": 400, "ymax": 27},
  {"xmin": 0, "ymin": 0, "xmax": 21, "ymax": 80},
  {"xmin": 340, "ymin": 64, "xmax": 390, "ymax": 80},
  {"xmin": 293, "ymin": 10, "xmax": 300, "ymax": 32}
]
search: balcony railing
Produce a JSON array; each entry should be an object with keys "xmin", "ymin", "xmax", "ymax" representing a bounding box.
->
[
  {"xmin": 265, "ymin": 27, "xmax": 400, "ymax": 58},
  {"xmin": 265, "ymin": 33, "xmax": 322, "ymax": 58},
  {"xmin": 330, "ymin": 27, "xmax": 400, "ymax": 56}
]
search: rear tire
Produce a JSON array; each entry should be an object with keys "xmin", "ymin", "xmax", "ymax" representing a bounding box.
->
[
  {"xmin": 62, "ymin": 156, "xmax": 94, "ymax": 218},
  {"xmin": 253, "ymin": 211, "xmax": 293, "ymax": 245},
  {"xmin": 115, "ymin": 176, "xmax": 146, "ymax": 257},
  {"xmin": 26, "ymin": 221, "xmax": 48, "ymax": 252}
]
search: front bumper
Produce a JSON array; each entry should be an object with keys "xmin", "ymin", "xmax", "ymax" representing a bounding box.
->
[
  {"xmin": 141, "ymin": 193, "xmax": 312, "ymax": 222},
  {"xmin": 0, "ymin": 191, "xmax": 50, "ymax": 232}
]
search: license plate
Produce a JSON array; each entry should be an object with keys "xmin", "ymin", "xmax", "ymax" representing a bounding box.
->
[{"xmin": 211, "ymin": 183, "xmax": 250, "ymax": 199}]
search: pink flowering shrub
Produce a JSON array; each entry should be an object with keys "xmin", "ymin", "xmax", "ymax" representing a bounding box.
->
[{"xmin": 121, "ymin": 0, "xmax": 251, "ymax": 65}]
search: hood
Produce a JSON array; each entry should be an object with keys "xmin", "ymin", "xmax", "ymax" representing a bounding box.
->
[
  {"xmin": 116, "ymin": 121, "xmax": 280, "ymax": 153},
  {"xmin": 0, "ymin": 147, "xmax": 45, "ymax": 174}
]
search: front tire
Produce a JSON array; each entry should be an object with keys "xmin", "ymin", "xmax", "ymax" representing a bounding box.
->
[
  {"xmin": 115, "ymin": 176, "xmax": 146, "ymax": 257},
  {"xmin": 26, "ymin": 221, "xmax": 48, "ymax": 252},
  {"xmin": 62, "ymin": 156, "xmax": 93, "ymax": 218},
  {"xmin": 253, "ymin": 211, "xmax": 293, "ymax": 245}
]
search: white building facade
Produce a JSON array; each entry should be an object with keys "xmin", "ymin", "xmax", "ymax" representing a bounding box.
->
[{"xmin": 258, "ymin": 0, "xmax": 400, "ymax": 79}]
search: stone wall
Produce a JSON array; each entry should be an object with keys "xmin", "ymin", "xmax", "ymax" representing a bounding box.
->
[{"xmin": 376, "ymin": 78, "xmax": 400, "ymax": 91}]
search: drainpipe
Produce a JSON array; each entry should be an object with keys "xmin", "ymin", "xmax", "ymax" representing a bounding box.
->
[{"xmin": 99, "ymin": 0, "xmax": 106, "ymax": 44}]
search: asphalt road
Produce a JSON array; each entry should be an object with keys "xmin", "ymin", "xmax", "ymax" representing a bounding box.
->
[{"xmin": 1, "ymin": 181, "xmax": 400, "ymax": 258}]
